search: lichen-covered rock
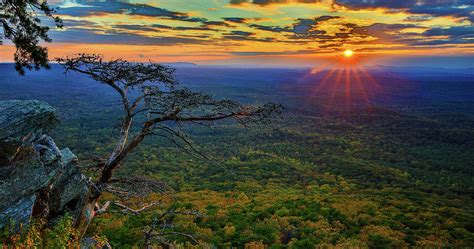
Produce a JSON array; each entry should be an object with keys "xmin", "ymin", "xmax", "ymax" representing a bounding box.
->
[
  {"xmin": 0, "ymin": 100, "xmax": 59, "ymax": 165},
  {"xmin": 0, "ymin": 100, "xmax": 88, "ymax": 229}
]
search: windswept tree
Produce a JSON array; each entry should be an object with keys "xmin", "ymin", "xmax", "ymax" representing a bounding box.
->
[
  {"xmin": 0, "ymin": 0, "xmax": 62, "ymax": 74},
  {"xmin": 57, "ymin": 54, "xmax": 283, "ymax": 236}
]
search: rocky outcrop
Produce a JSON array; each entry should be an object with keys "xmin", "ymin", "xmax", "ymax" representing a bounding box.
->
[
  {"xmin": 0, "ymin": 100, "xmax": 88, "ymax": 229},
  {"xmin": 0, "ymin": 100, "xmax": 58, "ymax": 165}
]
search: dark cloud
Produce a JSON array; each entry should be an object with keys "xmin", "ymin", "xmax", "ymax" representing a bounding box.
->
[
  {"xmin": 55, "ymin": 0, "xmax": 234, "ymax": 37},
  {"xmin": 180, "ymin": 34, "xmax": 213, "ymax": 39},
  {"xmin": 410, "ymin": 38, "xmax": 473, "ymax": 46},
  {"xmin": 111, "ymin": 24, "xmax": 218, "ymax": 32},
  {"xmin": 403, "ymin": 15, "xmax": 434, "ymax": 22},
  {"xmin": 249, "ymin": 24, "xmax": 292, "ymax": 32},
  {"xmin": 61, "ymin": 19, "xmax": 97, "ymax": 27},
  {"xmin": 231, "ymin": 49, "xmax": 316, "ymax": 56},
  {"xmin": 292, "ymin": 16, "xmax": 340, "ymax": 38},
  {"xmin": 174, "ymin": 26, "xmax": 218, "ymax": 31},
  {"xmin": 49, "ymin": 28, "xmax": 207, "ymax": 45},
  {"xmin": 56, "ymin": 1, "xmax": 193, "ymax": 21},
  {"xmin": 73, "ymin": 25, "xmax": 214, "ymax": 44},
  {"xmin": 202, "ymin": 20, "xmax": 233, "ymax": 27},
  {"xmin": 348, "ymin": 23, "xmax": 420, "ymax": 45},
  {"xmin": 224, "ymin": 36, "xmax": 274, "ymax": 42},
  {"xmin": 222, "ymin": 17, "xmax": 267, "ymax": 24},
  {"xmin": 229, "ymin": 30, "xmax": 256, "ymax": 36},
  {"xmin": 151, "ymin": 24, "xmax": 174, "ymax": 29},
  {"xmin": 229, "ymin": 0, "xmax": 323, "ymax": 5},
  {"xmin": 335, "ymin": 0, "xmax": 419, "ymax": 9},
  {"xmin": 56, "ymin": 0, "xmax": 227, "ymax": 27},
  {"xmin": 422, "ymin": 26, "xmax": 474, "ymax": 40},
  {"xmin": 338, "ymin": 0, "xmax": 474, "ymax": 21},
  {"xmin": 409, "ymin": 2, "xmax": 474, "ymax": 21},
  {"xmin": 229, "ymin": 0, "xmax": 248, "ymax": 4},
  {"xmin": 342, "ymin": 23, "xmax": 473, "ymax": 47},
  {"xmin": 223, "ymin": 17, "xmax": 249, "ymax": 23},
  {"xmin": 293, "ymin": 19, "xmax": 318, "ymax": 34},
  {"xmin": 222, "ymin": 30, "xmax": 274, "ymax": 41},
  {"xmin": 113, "ymin": 24, "xmax": 158, "ymax": 32},
  {"xmin": 228, "ymin": 0, "xmax": 474, "ymax": 21},
  {"xmin": 351, "ymin": 23, "xmax": 418, "ymax": 36},
  {"xmin": 318, "ymin": 43, "xmax": 343, "ymax": 49}
]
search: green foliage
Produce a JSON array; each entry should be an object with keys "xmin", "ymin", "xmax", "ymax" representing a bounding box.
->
[
  {"xmin": 0, "ymin": 0, "xmax": 62, "ymax": 74},
  {"xmin": 1, "ymin": 215, "xmax": 80, "ymax": 248},
  {"xmin": 43, "ymin": 215, "xmax": 77, "ymax": 248},
  {"xmin": 367, "ymin": 234, "xmax": 392, "ymax": 249},
  {"xmin": 6, "ymin": 67, "xmax": 472, "ymax": 247},
  {"xmin": 63, "ymin": 109, "xmax": 474, "ymax": 247}
]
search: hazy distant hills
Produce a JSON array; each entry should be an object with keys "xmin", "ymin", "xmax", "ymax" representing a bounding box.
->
[{"xmin": 160, "ymin": 62, "xmax": 197, "ymax": 68}]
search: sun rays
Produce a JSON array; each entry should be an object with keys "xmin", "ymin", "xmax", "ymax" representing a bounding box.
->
[{"xmin": 301, "ymin": 52, "xmax": 387, "ymax": 114}]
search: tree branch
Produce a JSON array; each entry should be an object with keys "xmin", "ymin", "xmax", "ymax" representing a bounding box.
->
[
  {"xmin": 96, "ymin": 201, "xmax": 160, "ymax": 215},
  {"xmin": 56, "ymin": 54, "xmax": 283, "ymax": 191}
]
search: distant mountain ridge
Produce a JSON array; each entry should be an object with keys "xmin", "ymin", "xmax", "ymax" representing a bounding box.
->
[{"xmin": 160, "ymin": 62, "xmax": 197, "ymax": 68}]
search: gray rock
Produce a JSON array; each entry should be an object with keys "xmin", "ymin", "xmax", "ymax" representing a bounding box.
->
[
  {"xmin": 0, "ymin": 195, "xmax": 36, "ymax": 228},
  {"xmin": 0, "ymin": 100, "xmax": 59, "ymax": 165},
  {"xmin": 81, "ymin": 237, "xmax": 112, "ymax": 249},
  {"xmin": 0, "ymin": 100, "xmax": 88, "ymax": 229}
]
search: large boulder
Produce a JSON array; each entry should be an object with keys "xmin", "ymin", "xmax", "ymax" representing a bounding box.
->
[
  {"xmin": 0, "ymin": 100, "xmax": 88, "ymax": 229},
  {"xmin": 0, "ymin": 100, "xmax": 58, "ymax": 165}
]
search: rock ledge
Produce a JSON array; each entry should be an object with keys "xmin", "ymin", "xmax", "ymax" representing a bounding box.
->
[{"xmin": 0, "ymin": 100, "xmax": 87, "ymax": 229}]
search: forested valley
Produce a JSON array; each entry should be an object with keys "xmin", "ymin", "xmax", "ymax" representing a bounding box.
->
[{"xmin": 1, "ymin": 65, "xmax": 473, "ymax": 248}]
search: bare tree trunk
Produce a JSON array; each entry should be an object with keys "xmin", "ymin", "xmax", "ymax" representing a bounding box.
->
[
  {"xmin": 73, "ymin": 183, "xmax": 104, "ymax": 238},
  {"xmin": 100, "ymin": 125, "xmax": 150, "ymax": 184},
  {"xmin": 74, "ymin": 119, "xmax": 153, "ymax": 237},
  {"xmin": 75, "ymin": 117, "xmax": 133, "ymax": 237},
  {"xmin": 106, "ymin": 116, "xmax": 132, "ymax": 165}
]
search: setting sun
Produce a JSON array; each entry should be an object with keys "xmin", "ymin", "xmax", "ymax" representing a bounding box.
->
[{"xmin": 343, "ymin": 49, "xmax": 354, "ymax": 58}]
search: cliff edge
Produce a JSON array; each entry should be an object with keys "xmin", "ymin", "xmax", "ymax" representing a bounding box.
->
[{"xmin": 0, "ymin": 100, "xmax": 88, "ymax": 229}]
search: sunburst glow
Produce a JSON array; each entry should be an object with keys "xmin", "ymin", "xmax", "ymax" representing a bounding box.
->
[
  {"xmin": 343, "ymin": 50, "xmax": 354, "ymax": 58},
  {"xmin": 305, "ymin": 60, "xmax": 390, "ymax": 114}
]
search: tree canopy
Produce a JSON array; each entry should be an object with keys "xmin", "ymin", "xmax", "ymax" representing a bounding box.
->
[{"xmin": 0, "ymin": 0, "xmax": 61, "ymax": 74}]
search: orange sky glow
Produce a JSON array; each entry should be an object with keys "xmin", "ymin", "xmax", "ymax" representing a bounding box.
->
[{"xmin": 1, "ymin": 0, "xmax": 473, "ymax": 67}]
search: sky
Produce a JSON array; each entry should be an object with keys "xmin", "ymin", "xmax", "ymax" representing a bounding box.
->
[{"xmin": 1, "ymin": 0, "xmax": 474, "ymax": 68}]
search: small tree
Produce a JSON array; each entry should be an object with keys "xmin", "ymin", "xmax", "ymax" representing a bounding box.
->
[
  {"xmin": 57, "ymin": 54, "xmax": 283, "ymax": 237},
  {"xmin": 0, "ymin": 0, "xmax": 62, "ymax": 74}
]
